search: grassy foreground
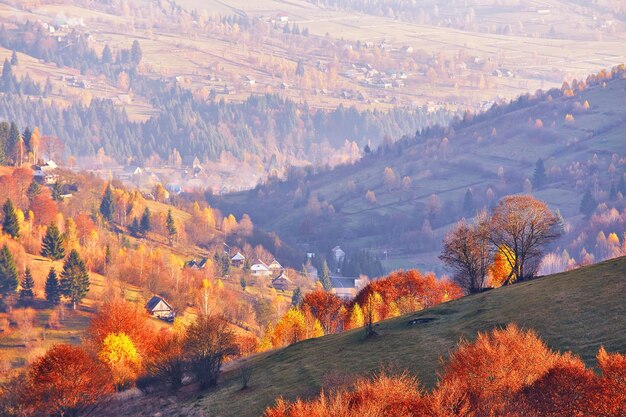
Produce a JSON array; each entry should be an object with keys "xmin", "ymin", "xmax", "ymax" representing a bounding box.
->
[{"xmin": 190, "ymin": 256, "xmax": 625, "ymax": 417}]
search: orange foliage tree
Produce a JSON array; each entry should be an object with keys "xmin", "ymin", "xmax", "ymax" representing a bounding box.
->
[
  {"xmin": 301, "ymin": 289, "xmax": 344, "ymax": 334},
  {"xmin": 25, "ymin": 344, "xmax": 113, "ymax": 416}
]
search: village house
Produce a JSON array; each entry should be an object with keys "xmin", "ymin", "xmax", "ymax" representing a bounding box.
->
[
  {"xmin": 268, "ymin": 259, "xmax": 283, "ymax": 271},
  {"xmin": 251, "ymin": 261, "xmax": 271, "ymax": 276},
  {"xmin": 231, "ymin": 252, "xmax": 245, "ymax": 268},
  {"xmin": 330, "ymin": 276, "xmax": 366, "ymax": 300},
  {"xmin": 185, "ymin": 257, "xmax": 209, "ymax": 270},
  {"xmin": 271, "ymin": 271, "xmax": 291, "ymax": 291},
  {"xmin": 145, "ymin": 295, "xmax": 175, "ymax": 321},
  {"xmin": 276, "ymin": 12, "xmax": 289, "ymax": 22},
  {"xmin": 33, "ymin": 161, "xmax": 59, "ymax": 185}
]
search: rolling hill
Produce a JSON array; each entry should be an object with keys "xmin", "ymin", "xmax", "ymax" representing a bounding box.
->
[
  {"xmin": 211, "ymin": 73, "xmax": 626, "ymax": 273},
  {"xmin": 97, "ymin": 255, "xmax": 626, "ymax": 417}
]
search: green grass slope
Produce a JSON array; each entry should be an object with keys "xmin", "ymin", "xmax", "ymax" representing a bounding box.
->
[{"xmin": 109, "ymin": 256, "xmax": 625, "ymax": 417}]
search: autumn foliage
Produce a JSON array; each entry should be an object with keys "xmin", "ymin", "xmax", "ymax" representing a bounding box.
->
[
  {"xmin": 264, "ymin": 325, "xmax": 626, "ymax": 417},
  {"xmin": 24, "ymin": 344, "xmax": 113, "ymax": 417}
]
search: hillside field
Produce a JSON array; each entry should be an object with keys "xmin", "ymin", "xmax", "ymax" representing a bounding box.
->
[{"xmin": 95, "ymin": 255, "xmax": 626, "ymax": 417}]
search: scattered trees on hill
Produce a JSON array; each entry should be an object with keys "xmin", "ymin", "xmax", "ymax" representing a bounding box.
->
[{"xmin": 264, "ymin": 324, "xmax": 626, "ymax": 417}]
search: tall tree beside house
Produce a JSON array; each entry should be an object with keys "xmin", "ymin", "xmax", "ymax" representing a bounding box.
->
[
  {"xmin": 2, "ymin": 198, "xmax": 20, "ymax": 238},
  {"xmin": 99, "ymin": 184, "xmax": 115, "ymax": 222},
  {"xmin": 45, "ymin": 267, "xmax": 61, "ymax": 305},
  {"xmin": 60, "ymin": 249, "xmax": 90, "ymax": 310},
  {"xmin": 41, "ymin": 223, "xmax": 65, "ymax": 261},
  {"xmin": 320, "ymin": 261, "xmax": 332, "ymax": 291},
  {"xmin": 166, "ymin": 209, "xmax": 177, "ymax": 245},
  {"xmin": 19, "ymin": 267, "xmax": 35, "ymax": 300},
  {"xmin": 0, "ymin": 244, "xmax": 19, "ymax": 296}
]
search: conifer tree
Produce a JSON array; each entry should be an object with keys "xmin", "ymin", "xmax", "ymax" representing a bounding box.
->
[
  {"xmin": 99, "ymin": 184, "xmax": 115, "ymax": 222},
  {"xmin": 166, "ymin": 209, "xmax": 177, "ymax": 245},
  {"xmin": 19, "ymin": 267, "xmax": 34, "ymax": 300},
  {"xmin": 580, "ymin": 189, "xmax": 597, "ymax": 219},
  {"xmin": 463, "ymin": 188, "xmax": 474, "ymax": 216},
  {"xmin": 10, "ymin": 50, "xmax": 18, "ymax": 66},
  {"xmin": 2, "ymin": 198, "xmax": 20, "ymax": 238},
  {"xmin": 45, "ymin": 267, "xmax": 60, "ymax": 305},
  {"xmin": 291, "ymin": 287, "xmax": 302, "ymax": 306},
  {"xmin": 60, "ymin": 250, "xmax": 90, "ymax": 310},
  {"xmin": 0, "ymin": 244, "xmax": 18, "ymax": 295},
  {"xmin": 533, "ymin": 158, "xmax": 547, "ymax": 190},
  {"xmin": 41, "ymin": 223, "xmax": 65, "ymax": 261},
  {"xmin": 320, "ymin": 261, "xmax": 332, "ymax": 291},
  {"xmin": 140, "ymin": 207, "xmax": 151, "ymax": 235}
]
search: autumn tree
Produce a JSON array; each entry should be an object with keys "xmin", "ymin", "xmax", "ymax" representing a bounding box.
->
[
  {"xmin": 19, "ymin": 267, "xmax": 34, "ymax": 301},
  {"xmin": 439, "ymin": 217, "xmax": 490, "ymax": 294},
  {"xmin": 45, "ymin": 267, "xmax": 61, "ymax": 305},
  {"xmin": 26, "ymin": 344, "xmax": 113, "ymax": 416},
  {"xmin": 301, "ymin": 289, "xmax": 343, "ymax": 333},
  {"xmin": 185, "ymin": 315, "xmax": 237, "ymax": 389},
  {"xmin": 487, "ymin": 195, "xmax": 561, "ymax": 283},
  {"xmin": 0, "ymin": 244, "xmax": 18, "ymax": 296},
  {"xmin": 273, "ymin": 308, "xmax": 307, "ymax": 346},
  {"xmin": 99, "ymin": 184, "xmax": 115, "ymax": 222},
  {"xmin": 41, "ymin": 223, "xmax": 65, "ymax": 261},
  {"xmin": 60, "ymin": 250, "xmax": 90, "ymax": 310},
  {"xmin": 99, "ymin": 332, "xmax": 142, "ymax": 389},
  {"xmin": 2, "ymin": 199, "xmax": 19, "ymax": 238},
  {"xmin": 320, "ymin": 260, "xmax": 332, "ymax": 291}
]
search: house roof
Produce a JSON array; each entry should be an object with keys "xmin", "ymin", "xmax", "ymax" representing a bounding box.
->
[
  {"xmin": 331, "ymin": 276, "xmax": 356, "ymax": 289},
  {"xmin": 268, "ymin": 259, "xmax": 282, "ymax": 269},
  {"xmin": 272, "ymin": 271, "xmax": 291, "ymax": 283},
  {"xmin": 231, "ymin": 252, "xmax": 245, "ymax": 261},
  {"xmin": 146, "ymin": 295, "xmax": 173, "ymax": 312}
]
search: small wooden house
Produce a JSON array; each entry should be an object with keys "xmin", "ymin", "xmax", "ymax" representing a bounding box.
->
[
  {"xmin": 231, "ymin": 252, "xmax": 245, "ymax": 268},
  {"xmin": 251, "ymin": 261, "xmax": 271, "ymax": 276},
  {"xmin": 268, "ymin": 259, "xmax": 283, "ymax": 271},
  {"xmin": 146, "ymin": 295, "xmax": 175, "ymax": 320},
  {"xmin": 271, "ymin": 271, "xmax": 291, "ymax": 291}
]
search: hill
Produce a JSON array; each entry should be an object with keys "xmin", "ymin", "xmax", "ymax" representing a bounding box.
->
[
  {"xmin": 99, "ymin": 255, "xmax": 626, "ymax": 417},
  {"xmin": 211, "ymin": 73, "xmax": 626, "ymax": 273}
]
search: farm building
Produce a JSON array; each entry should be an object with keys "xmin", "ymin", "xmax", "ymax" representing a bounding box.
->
[
  {"xmin": 252, "ymin": 261, "xmax": 271, "ymax": 276},
  {"xmin": 268, "ymin": 259, "xmax": 283, "ymax": 271},
  {"xmin": 272, "ymin": 271, "xmax": 291, "ymax": 291},
  {"xmin": 231, "ymin": 252, "xmax": 245, "ymax": 268},
  {"xmin": 146, "ymin": 295, "xmax": 175, "ymax": 320}
]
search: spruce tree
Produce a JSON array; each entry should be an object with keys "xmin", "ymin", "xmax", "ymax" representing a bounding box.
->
[
  {"xmin": 60, "ymin": 250, "xmax": 90, "ymax": 310},
  {"xmin": 19, "ymin": 267, "xmax": 34, "ymax": 300},
  {"xmin": 2, "ymin": 198, "xmax": 20, "ymax": 238},
  {"xmin": 45, "ymin": 267, "xmax": 60, "ymax": 305},
  {"xmin": 463, "ymin": 188, "xmax": 474, "ymax": 216},
  {"xmin": 291, "ymin": 287, "xmax": 302, "ymax": 306},
  {"xmin": 166, "ymin": 209, "xmax": 177, "ymax": 245},
  {"xmin": 129, "ymin": 217, "xmax": 140, "ymax": 237},
  {"xmin": 41, "ymin": 223, "xmax": 65, "ymax": 261},
  {"xmin": 140, "ymin": 207, "xmax": 151, "ymax": 235},
  {"xmin": 533, "ymin": 158, "xmax": 547, "ymax": 190},
  {"xmin": 131, "ymin": 40, "xmax": 142, "ymax": 65},
  {"xmin": 10, "ymin": 50, "xmax": 17, "ymax": 66},
  {"xmin": 0, "ymin": 244, "xmax": 18, "ymax": 295},
  {"xmin": 580, "ymin": 189, "xmax": 597, "ymax": 219},
  {"xmin": 320, "ymin": 261, "xmax": 332, "ymax": 291},
  {"xmin": 99, "ymin": 184, "xmax": 115, "ymax": 222}
]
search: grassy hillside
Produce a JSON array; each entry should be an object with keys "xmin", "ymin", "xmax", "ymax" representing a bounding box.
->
[
  {"xmin": 98, "ymin": 256, "xmax": 626, "ymax": 417},
  {"xmin": 213, "ymin": 76, "xmax": 626, "ymax": 272}
]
